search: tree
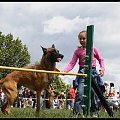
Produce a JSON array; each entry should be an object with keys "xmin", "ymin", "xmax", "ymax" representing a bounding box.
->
[
  {"xmin": 52, "ymin": 76, "xmax": 71, "ymax": 96},
  {"xmin": 0, "ymin": 31, "xmax": 30, "ymax": 78}
]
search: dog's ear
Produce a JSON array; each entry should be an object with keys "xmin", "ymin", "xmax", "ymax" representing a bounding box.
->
[
  {"xmin": 52, "ymin": 44, "xmax": 55, "ymax": 48},
  {"xmin": 41, "ymin": 46, "xmax": 47, "ymax": 54}
]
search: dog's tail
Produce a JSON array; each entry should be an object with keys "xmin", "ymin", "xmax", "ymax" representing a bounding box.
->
[{"xmin": 0, "ymin": 78, "xmax": 5, "ymax": 85}]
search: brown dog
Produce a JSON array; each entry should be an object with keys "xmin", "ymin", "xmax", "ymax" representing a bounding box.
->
[{"xmin": 0, "ymin": 44, "xmax": 64, "ymax": 115}]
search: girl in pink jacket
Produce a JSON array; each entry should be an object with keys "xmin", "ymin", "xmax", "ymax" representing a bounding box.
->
[{"xmin": 64, "ymin": 30, "xmax": 105, "ymax": 118}]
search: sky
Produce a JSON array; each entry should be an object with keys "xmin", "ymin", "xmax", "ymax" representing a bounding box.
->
[{"xmin": 0, "ymin": 2, "xmax": 120, "ymax": 92}]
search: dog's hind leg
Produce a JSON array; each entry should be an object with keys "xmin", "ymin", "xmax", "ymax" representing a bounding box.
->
[{"xmin": 1, "ymin": 81, "xmax": 18, "ymax": 114}]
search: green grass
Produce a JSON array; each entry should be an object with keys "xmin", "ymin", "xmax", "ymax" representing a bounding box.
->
[{"xmin": 0, "ymin": 107, "xmax": 120, "ymax": 118}]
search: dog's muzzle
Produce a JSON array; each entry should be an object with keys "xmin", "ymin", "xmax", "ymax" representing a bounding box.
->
[{"xmin": 57, "ymin": 54, "xmax": 64, "ymax": 62}]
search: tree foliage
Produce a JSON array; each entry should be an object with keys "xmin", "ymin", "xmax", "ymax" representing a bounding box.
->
[
  {"xmin": 0, "ymin": 31, "xmax": 30, "ymax": 78},
  {"xmin": 52, "ymin": 76, "xmax": 71, "ymax": 96}
]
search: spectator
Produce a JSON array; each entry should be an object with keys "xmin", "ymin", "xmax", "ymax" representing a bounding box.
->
[
  {"xmin": 58, "ymin": 91, "xmax": 66, "ymax": 109},
  {"xmin": 52, "ymin": 95, "xmax": 59, "ymax": 109},
  {"xmin": 0, "ymin": 88, "xmax": 6, "ymax": 107},
  {"xmin": 69, "ymin": 85, "xmax": 76, "ymax": 109},
  {"xmin": 22, "ymin": 87, "xmax": 30, "ymax": 98},
  {"xmin": 22, "ymin": 88, "xmax": 31, "ymax": 108},
  {"xmin": 17, "ymin": 86, "xmax": 24, "ymax": 108},
  {"xmin": 104, "ymin": 81, "xmax": 110, "ymax": 98},
  {"xmin": 40, "ymin": 89, "xmax": 45, "ymax": 109},
  {"xmin": 44, "ymin": 84, "xmax": 55, "ymax": 109},
  {"xmin": 32, "ymin": 91, "xmax": 37, "ymax": 108},
  {"xmin": 108, "ymin": 82, "xmax": 115, "ymax": 97},
  {"xmin": 49, "ymin": 85, "xmax": 55, "ymax": 108}
]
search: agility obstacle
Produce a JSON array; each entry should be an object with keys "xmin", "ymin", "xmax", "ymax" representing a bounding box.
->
[
  {"xmin": 0, "ymin": 65, "xmax": 87, "ymax": 77},
  {"xmin": 84, "ymin": 25, "xmax": 94, "ymax": 116},
  {"xmin": 84, "ymin": 25, "xmax": 113, "ymax": 117},
  {"xmin": 0, "ymin": 25, "xmax": 113, "ymax": 117}
]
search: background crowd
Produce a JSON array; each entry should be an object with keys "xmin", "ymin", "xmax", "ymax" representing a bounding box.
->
[{"xmin": 0, "ymin": 82, "xmax": 120, "ymax": 111}]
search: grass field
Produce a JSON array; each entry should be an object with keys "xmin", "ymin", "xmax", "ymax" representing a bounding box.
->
[{"xmin": 0, "ymin": 107, "xmax": 120, "ymax": 118}]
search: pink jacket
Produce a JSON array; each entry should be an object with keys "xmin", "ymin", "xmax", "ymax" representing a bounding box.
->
[{"xmin": 64, "ymin": 46, "xmax": 105, "ymax": 72}]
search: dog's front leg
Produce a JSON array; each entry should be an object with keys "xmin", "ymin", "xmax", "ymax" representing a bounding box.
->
[{"xmin": 36, "ymin": 91, "xmax": 41, "ymax": 113}]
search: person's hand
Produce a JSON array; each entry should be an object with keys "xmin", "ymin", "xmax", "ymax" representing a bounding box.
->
[{"xmin": 99, "ymin": 70, "xmax": 104, "ymax": 77}]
